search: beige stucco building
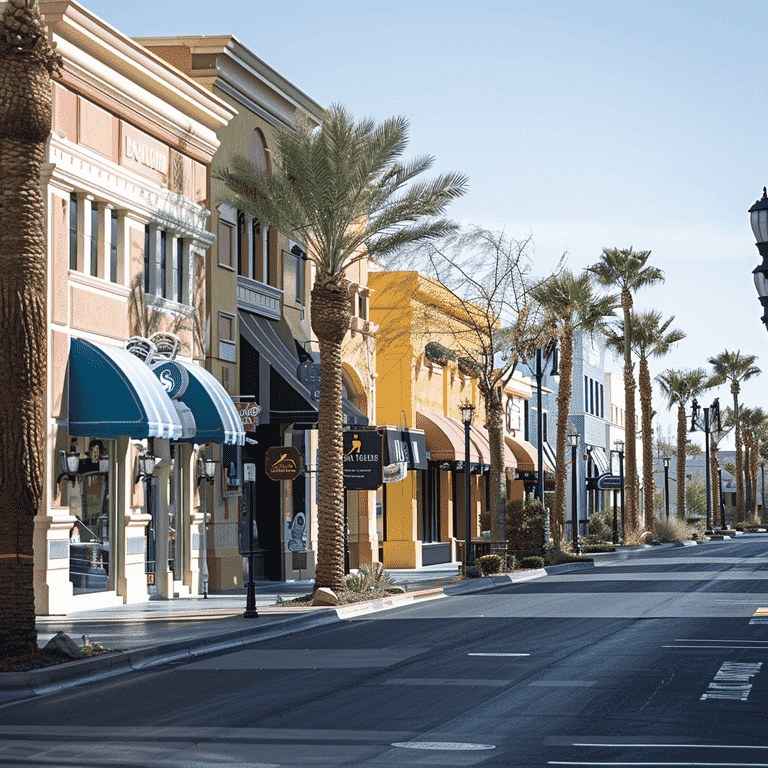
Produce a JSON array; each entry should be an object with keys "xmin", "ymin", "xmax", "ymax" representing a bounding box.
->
[{"xmin": 37, "ymin": 1, "xmax": 237, "ymax": 613}]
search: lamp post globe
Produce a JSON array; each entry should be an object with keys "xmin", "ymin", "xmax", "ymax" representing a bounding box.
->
[{"xmin": 750, "ymin": 188, "xmax": 768, "ymax": 327}]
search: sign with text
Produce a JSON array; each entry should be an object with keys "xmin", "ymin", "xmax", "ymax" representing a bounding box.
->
[
  {"xmin": 596, "ymin": 474, "xmax": 623, "ymax": 490},
  {"xmin": 382, "ymin": 427, "xmax": 427, "ymax": 471},
  {"xmin": 343, "ymin": 430, "xmax": 383, "ymax": 490},
  {"xmin": 265, "ymin": 446, "xmax": 302, "ymax": 481},
  {"xmin": 236, "ymin": 402, "xmax": 262, "ymax": 432}
]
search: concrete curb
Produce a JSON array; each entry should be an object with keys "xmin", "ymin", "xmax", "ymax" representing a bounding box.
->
[{"xmin": 444, "ymin": 561, "xmax": 594, "ymax": 596}]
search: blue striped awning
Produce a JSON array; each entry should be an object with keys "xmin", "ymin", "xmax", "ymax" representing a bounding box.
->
[
  {"xmin": 68, "ymin": 338, "xmax": 182, "ymax": 440},
  {"xmin": 152, "ymin": 359, "xmax": 245, "ymax": 446}
]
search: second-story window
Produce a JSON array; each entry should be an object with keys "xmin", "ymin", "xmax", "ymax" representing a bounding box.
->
[
  {"xmin": 90, "ymin": 204, "xmax": 99, "ymax": 277},
  {"xmin": 110, "ymin": 210, "xmax": 118, "ymax": 283},
  {"xmin": 159, "ymin": 230, "xmax": 167, "ymax": 299},
  {"xmin": 69, "ymin": 193, "xmax": 78, "ymax": 270},
  {"xmin": 174, "ymin": 237, "xmax": 184, "ymax": 303}
]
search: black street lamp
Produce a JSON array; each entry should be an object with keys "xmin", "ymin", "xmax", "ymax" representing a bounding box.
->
[
  {"xmin": 136, "ymin": 447, "xmax": 158, "ymax": 586},
  {"xmin": 663, "ymin": 456, "xmax": 671, "ymax": 518},
  {"xmin": 197, "ymin": 453, "xmax": 218, "ymax": 598},
  {"xmin": 533, "ymin": 347, "xmax": 558, "ymax": 553},
  {"xmin": 750, "ymin": 188, "xmax": 768, "ymax": 327},
  {"xmin": 460, "ymin": 401, "xmax": 475, "ymax": 569},
  {"xmin": 567, "ymin": 422, "xmax": 581, "ymax": 554},
  {"xmin": 614, "ymin": 439, "xmax": 625, "ymax": 541},
  {"xmin": 690, "ymin": 397, "xmax": 719, "ymax": 532}
]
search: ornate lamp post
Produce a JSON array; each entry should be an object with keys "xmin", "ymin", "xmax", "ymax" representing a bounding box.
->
[
  {"xmin": 663, "ymin": 456, "xmax": 671, "ymax": 518},
  {"xmin": 460, "ymin": 401, "xmax": 475, "ymax": 569},
  {"xmin": 136, "ymin": 447, "xmax": 158, "ymax": 586},
  {"xmin": 197, "ymin": 453, "xmax": 218, "ymax": 598},
  {"xmin": 690, "ymin": 397, "xmax": 719, "ymax": 532},
  {"xmin": 750, "ymin": 188, "xmax": 768, "ymax": 327},
  {"xmin": 533, "ymin": 347, "xmax": 558, "ymax": 553},
  {"xmin": 567, "ymin": 421, "xmax": 581, "ymax": 554},
  {"xmin": 614, "ymin": 439, "xmax": 625, "ymax": 541}
]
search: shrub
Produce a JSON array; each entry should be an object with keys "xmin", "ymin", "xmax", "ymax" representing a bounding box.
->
[
  {"xmin": 654, "ymin": 516, "xmax": 696, "ymax": 542},
  {"xmin": 476, "ymin": 554, "xmax": 504, "ymax": 576},
  {"xmin": 465, "ymin": 566, "xmax": 481, "ymax": 578},
  {"xmin": 623, "ymin": 527, "xmax": 650, "ymax": 546},
  {"xmin": 581, "ymin": 543, "xmax": 615, "ymax": 553},
  {"xmin": 549, "ymin": 552, "xmax": 594, "ymax": 565},
  {"xmin": 587, "ymin": 508, "xmax": 614, "ymax": 542},
  {"xmin": 345, "ymin": 563, "xmax": 395, "ymax": 593},
  {"xmin": 519, "ymin": 555, "xmax": 545, "ymax": 570}
]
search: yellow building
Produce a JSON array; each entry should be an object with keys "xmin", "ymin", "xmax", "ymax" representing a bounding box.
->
[{"xmin": 370, "ymin": 271, "xmax": 537, "ymax": 568}]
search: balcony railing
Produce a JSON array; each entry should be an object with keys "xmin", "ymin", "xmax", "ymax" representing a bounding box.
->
[{"xmin": 237, "ymin": 275, "xmax": 283, "ymax": 320}]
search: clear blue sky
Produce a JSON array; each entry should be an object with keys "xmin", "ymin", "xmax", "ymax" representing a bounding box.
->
[{"xmin": 85, "ymin": 0, "xmax": 768, "ymax": 446}]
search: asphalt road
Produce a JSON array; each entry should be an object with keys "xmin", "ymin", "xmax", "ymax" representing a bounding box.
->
[{"xmin": 2, "ymin": 537, "xmax": 768, "ymax": 767}]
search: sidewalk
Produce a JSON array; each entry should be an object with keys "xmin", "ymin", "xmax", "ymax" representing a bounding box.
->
[{"xmin": 0, "ymin": 545, "xmax": 706, "ymax": 700}]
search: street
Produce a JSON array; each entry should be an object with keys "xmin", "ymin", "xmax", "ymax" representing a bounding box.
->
[{"xmin": 2, "ymin": 537, "xmax": 768, "ymax": 767}]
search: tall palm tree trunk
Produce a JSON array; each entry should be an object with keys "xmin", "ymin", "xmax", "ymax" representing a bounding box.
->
[
  {"xmin": 621, "ymin": 290, "xmax": 639, "ymax": 530},
  {"xmin": 310, "ymin": 279, "xmax": 351, "ymax": 592},
  {"xmin": 639, "ymin": 357, "xmax": 654, "ymax": 533},
  {"xmin": 552, "ymin": 328, "xmax": 574, "ymax": 541},
  {"xmin": 0, "ymin": 0, "xmax": 60, "ymax": 657},
  {"xmin": 676, "ymin": 404, "xmax": 686, "ymax": 518},
  {"xmin": 484, "ymin": 390, "xmax": 506, "ymax": 542}
]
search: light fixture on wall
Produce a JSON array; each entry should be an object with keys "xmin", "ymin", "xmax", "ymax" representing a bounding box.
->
[{"xmin": 56, "ymin": 441, "xmax": 82, "ymax": 486}]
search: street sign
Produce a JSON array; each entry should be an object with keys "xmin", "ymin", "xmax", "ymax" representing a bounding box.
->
[
  {"xmin": 343, "ymin": 430, "xmax": 383, "ymax": 489},
  {"xmin": 265, "ymin": 446, "xmax": 302, "ymax": 481},
  {"xmin": 596, "ymin": 474, "xmax": 623, "ymax": 490},
  {"xmin": 243, "ymin": 463, "xmax": 256, "ymax": 482}
]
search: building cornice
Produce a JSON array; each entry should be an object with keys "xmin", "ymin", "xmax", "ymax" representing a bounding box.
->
[
  {"xmin": 133, "ymin": 35, "xmax": 325, "ymax": 129},
  {"xmin": 40, "ymin": 1, "xmax": 235, "ymax": 152}
]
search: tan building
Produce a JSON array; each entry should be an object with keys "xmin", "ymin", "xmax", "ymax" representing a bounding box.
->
[
  {"xmin": 37, "ymin": 1, "xmax": 237, "ymax": 613},
  {"xmin": 370, "ymin": 271, "xmax": 537, "ymax": 568},
  {"xmin": 137, "ymin": 36, "xmax": 377, "ymax": 585}
]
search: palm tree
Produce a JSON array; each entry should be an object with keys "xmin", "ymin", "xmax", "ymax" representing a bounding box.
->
[
  {"xmin": 532, "ymin": 270, "xmax": 618, "ymax": 541},
  {"xmin": 708, "ymin": 351, "xmax": 760, "ymax": 524},
  {"xmin": 216, "ymin": 104, "xmax": 467, "ymax": 591},
  {"xmin": 0, "ymin": 0, "xmax": 61, "ymax": 656},
  {"xmin": 588, "ymin": 247, "xmax": 664, "ymax": 530},
  {"xmin": 656, "ymin": 369, "xmax": 709, "ymax": 519},
  {"xmin": 606, "ymin": 312, "xmax": 684, "ymax": 533},
  {"xmin": 740, "ymin": 407, "xmax": 767, "ymax": 521}
]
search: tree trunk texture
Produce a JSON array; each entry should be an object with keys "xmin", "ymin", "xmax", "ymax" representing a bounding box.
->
[
  {"xmin": 676, "ymin": 404, "xmax": 686, "ymax": 519},
  {"xmin": 621, "ymin": 290, "xmax": 639, "ymax": 530},
  {"xmin": 0, "ymin": 2, "xmax": 60, "ymax": 657},
  {"xmin": 310, "ymin": 278, "xmax": 351, "ymax": 592},
  {"xmin": 639, "ymin": 357, "xmax": 654, "ymax": 533},
  {"xmin": 552, "ymin": 328, "xmax": 574, "ymax": 541},
  {"xmin": 733, "ymin": 386, "xmax": 744, "ymax": 523},
  {"xmin": 484, "ymin": 390, "xmax": 505, "ymax": 542}
]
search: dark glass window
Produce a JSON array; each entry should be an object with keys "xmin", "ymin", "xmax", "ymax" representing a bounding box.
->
[
  {"xmin": 110, "ymin": 211, "xmax": 118, "ymax": 283},
  {"xmin": 90, "ymin": 204, "xmax": 99, "ymax": 276},
  {"xmin": 160, "ymin": 230, "xmax": 167, "ymax": 298},
  {"xmin": 291, "ymin": 244, "xmax": 305, "ymax": 304},
  {"xmin": 251, "ymin": 217, "xmax": 260, "ymax": 280},
  {"xmin": 175, "ymin": 237, "xmax": 184, "ymax": 302},
  {"xmin": 69, "ymin": 193, "xmax": 78, "ymax": 270},
  {"xmin": 143, "ymin": 225, "xmax": 150, "ymax": 293},
  {"xmin": 237, "ymin": 210, "xmax": 246, "ymax": 276},
  {"xmin": 585, "ymin": 376, "xmax": 589, "ymax": 413}
]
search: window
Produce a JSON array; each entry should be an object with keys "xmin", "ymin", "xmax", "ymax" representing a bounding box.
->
[
  {"xmin": 218, "ymin": 219, "xmax": 234, "ymax": 269},
  {"xmin": 90, "ymin": 204, "xmax": 99, "ymax": 277},
  {"xmin": 219, "ymin": 312, "xmax": 234, "ymax": 342},
  {"xmin": 600, "ymin": 383, "xmax": 604, "ymax": 418},
  {"xmin": 290, "ymin": 244, "xmax": 305, "ymax": 304},
  {"xmin": 110, "ymin": 211, "xmax": 118, "ymax": 283},
  {"xmin": 144, "ymin": 225, "xmax": 150, "ymax": 293},
  {"xmin": 523, "ymin": 399, "xmax": 529, "ymax": 441},
  {"xmin": 237, "ymin": 210, "xmax": 246, "ymax": 276},
  {"xmin": 69, "ymin": 193, "xmax": 78, "ymax": 270},
  {"xmin": 174, "ymin": 237, "xmax": 184, "ymax": 303},
  {"xmin": 159, "ymin": 230, "xmax": 167, "ymax": 298},
  {"xmin": 585, "ymin": 376, "xmax": 589, "ymax": 413}
]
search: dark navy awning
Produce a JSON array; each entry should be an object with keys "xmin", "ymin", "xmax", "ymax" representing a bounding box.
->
[
  {"xmin": 152, "ymin": 359, "xmax": 245, "ymax": 445},
  {"xmin": 68, "ymin": 338, "xmax": 182, "ymax": 440}
]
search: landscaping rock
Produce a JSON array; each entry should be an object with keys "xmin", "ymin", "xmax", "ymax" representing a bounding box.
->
[
  {"xmin": 386, "ymin": 586, "xmax": 407, "ymax": 594},
  {"xmin": 312, "ymin": 587, "xmax": 340, "ymax": 606},
  {"xmin": 44, "ymin": 632, "xmax": 84, "ymax": 659}
]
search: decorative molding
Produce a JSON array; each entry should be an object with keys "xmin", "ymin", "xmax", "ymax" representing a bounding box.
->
[{"xmin": 236, "ymin": 275, "xmax": 282, "ymax": 320}]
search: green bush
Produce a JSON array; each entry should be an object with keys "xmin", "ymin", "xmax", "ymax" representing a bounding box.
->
[
  {"xmin": 465, "ymin": 566, "xmax": 481, "ymax": 578},
  {"xmin": 581, "ymin": 543, "xmax": 615, "ymax": 553},
  {"xmin": 345, "ymin": 563, "xmax": 395, "ymax": 593},
  {"xmin": 519, "ymin": 555, "xmax": 545, "ymax": 570},
  {"xmin": 476, "ymin": 554, "xmax": 504, "ymax": 575},
  {"xmin": 548, "ymin": 552, "xmax": 594, "ymax": 564},
  {"xmin": 587, "ymin": 508, "xmax": 614, "ymax": 542}
]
